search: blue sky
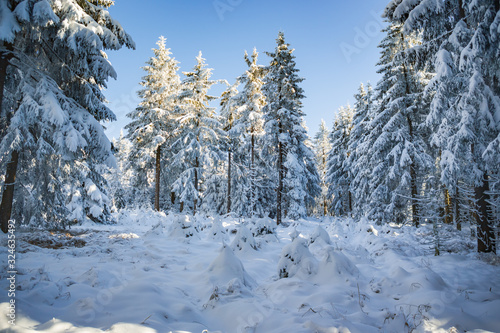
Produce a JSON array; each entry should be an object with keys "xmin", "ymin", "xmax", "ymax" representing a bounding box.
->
[{"xmin": 104, "ymin": 0, "xmax": 389, "ymax": 140}]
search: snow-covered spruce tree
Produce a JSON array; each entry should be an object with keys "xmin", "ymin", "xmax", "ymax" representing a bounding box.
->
[
  {"xmin": 388, "ymin": 0, "xmax": 500, "ymax": 252},
  {"xmin": 262, "ymin": 32, "xmax": 321, "ymax": 223},
  {"xmin": 313, "ymin": 120, "xmax": 332, "ymax": 216},
  {"xmin": 367, "ymin": 21, "xmax": 433, "ymax": 226},
  {"xmin": 0, "ymin": 0, "xmax": 134, "ymax": 231},
  {"xmin": 108, "ymin": 131, "xmax": 133, "ymax": 210},
  {"xmin": 346, "ymin": 83, "xmax": 374, "ymax": 218},
  {"xmin": 384, "ymin": 0, "xmax": 467, "ymax": 229},
  {"xmin": 209, "ymin": 81, "xmax": 239, "ymax": 215},
  {"xmin": 231, "ymin": 49, "xmax": 271, "ymax": 217},
  {"xmin": 326, "ymin": 105, "xmax": 354, "ymax": 216},
  {"xmin": 125, "ymin": 36, "xmax": 180, "ymax": 211},
  {"xmin": 171, "ymin": 52, "xmax": 225, "ymax": 215}
]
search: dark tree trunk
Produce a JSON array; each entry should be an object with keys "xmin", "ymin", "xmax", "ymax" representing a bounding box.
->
[
  {"xmin": 454, "ymin": 187, "xmax": 461, "ymax": 231},
  {"xmin": 0, "ymin": 45, "xmax": 12, "ymax": 119},
  {"xmin": 227, "ymin": 149, "xmax": 231, "ymax": 214},
  {"xmin": 475, "ymin": 173, "xmax": 495, "ymax": 253},
  {"xmin": 323, "ymin": 196, "xmax": 327, "ymax": 216},
  {"xmin": 400, "ymin": 41, "xmax": 420, "ymax": 227},
  {"xmin": 348, "ymin": 189, "xmax": 352, "ymax": 215},
  {"xmin": 154, "ymin": 146, "xmax": 161, "ymax": 212},
  {"xmin": 171, "ymin": 191, "xmax": 175, "ymax": 205},
  {"xmin": 410, "ymin": 165, "xmax": 419, "ymax": 227},
  {"xmin": 276, "ymin": 124, "xmax": 283, "ymax": 226},
  {"xmin": 1, "ymin": 43, "xmax": 14, "ymax": 141},
  {"xmin": 405, "ymin": 112, "xmax": 419, "ymax": 227},
  {"xmin": 444, "ymin": 188, "xmax": 452, "ymax": 224},
  {"xmin": 193, "ymin": 157, "xmax": 199, "ymax": 216},
  {"xmin": 1, "ymin": 150, "xmax": 19, "ymax": 233},
  {"xmin": 322, "ymin": 151, "xmax": 327, "ymax": 216},
  {"xmin": 0, "ymin": 43, "xmax": 16, "ymax": 234},
  {"xmin": 458, "ymin": 0, "xmax": 466, "ymax": 20},
  {"xmin": 251, "ymin": 133, "xmax": 256, "ymax": 216},
  {"xmin": 405, "ymin": 111, "xmax": 419, "ymax": 227}
]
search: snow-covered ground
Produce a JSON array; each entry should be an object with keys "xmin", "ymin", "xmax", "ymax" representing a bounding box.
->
[{"xmin": 1, "ymin": 211, "xmax": 499, "ymax": 333}]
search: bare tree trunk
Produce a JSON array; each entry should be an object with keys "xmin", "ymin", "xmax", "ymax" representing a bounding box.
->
[
  {"xmin": 400, "ymin": 33, "xmax": 420, "ymax": 228},
  {"xmin": 276, "ymin": 124, "xmax": 283, "ymax": 226},
  {"xmin": 454, "ymin": 187, "xmax": 461, "ymax": 231},
  {"xmin": 406, "ymin": 109, "xmax": 419, "ymax": 227},
  {"xmin": 348, "ymin": 190, "xmax": 352, "ymax": 216},
  {"xmin": 227, "ymin": 148, "xmax": 231, "ymax": 214},
  {"xmin": 154, "ymin": 146, "xmax": 161, "ymax": 212},
  {"xmin": 250, "ymin": 133, "xmax": 255, "ymax": 216},
  {"xmin": 193, "ymin": 157, "xmax": 199, "ymax": 216},
  {"xmin": 0, "ymin": 44, "xmax": 12, "ymax": 120},
  {"xmin": 458, "ymin": 0, "xmax": 466, "ymax": 19},
  {"xmin": 475, "ymin": 172, "xmax": 495, "ymax": 253},
  {"xmin": 410, "ymin": 165, "xmax": 419, "ymax": 227},
  {"xmin": 1, "ymin": 150, "xmax": 19, "ymax": 233},
  {"xmin": 444, "ymin": 188, "xmax": 452, "ymax": 224},
  {"xmin": 322, "ymin": 151, "xmax": 327, "ymax": 216},
  {"xmin": 0, "ymin": 43, "xmax": 16, "ymax": 234}
]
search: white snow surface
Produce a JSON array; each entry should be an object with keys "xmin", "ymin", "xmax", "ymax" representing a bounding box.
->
[{"xmin": 1, "ymin": 211, "xmax": 500, "ymax": 333}]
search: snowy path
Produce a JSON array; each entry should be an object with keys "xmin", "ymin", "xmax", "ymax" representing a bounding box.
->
[{"xmin": 1, "ymin": 211, "xmax": 499, "ymax": 332}]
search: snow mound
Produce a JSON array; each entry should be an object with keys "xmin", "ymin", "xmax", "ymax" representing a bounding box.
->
[
  {"xmin": 249, "ymin": 217, "xmax": 277, "ymax": 236},
  {"xmin": 169, "ymin": 214, "xmax": 198, "ymax": 240},
  {"xmin": 230, "ymin": 224, "xmax": 257, "ymax": 252},
  {"xmin": 207, "ymin": 245, "xmax": 256, "ymax": 290},
  {"xmin": 309, "ymin": 225, "xmax": 331, "ymax": 245},
  {"xmin": 108, "ymin": 233, "xmax": 139, "ymax": 239},
  {"xmin": 278, "ymin": 238, "xmax": 318, "ymax": 279},
  {"xmin": 315, "ymin": 247, "xmax": 359, "ymax": 283},
  {"xmin": 289, "ymin": 227, "xmax": 300, "ymax": 241},
  {"xmin": 209, "ymin": 216, "xmax": 227, "ymax": 242}
]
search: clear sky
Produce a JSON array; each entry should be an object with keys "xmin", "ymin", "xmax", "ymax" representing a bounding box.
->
[{"xmin": 103, "ymin": 0, "xmax": 389, "ymax": 140}]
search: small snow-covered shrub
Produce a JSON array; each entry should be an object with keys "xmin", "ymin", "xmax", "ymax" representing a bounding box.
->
[
  {"xmin": 309, "ymin": 225, "xmax": 331, "ymax": 245},
  {"xmin": 278, "ymin": 238, "xmax": 318, "ymax": 279},
  {"xmin": 209, "ymin": 216, "xmax": 227, "ymax": 241},
  {"xmin": 169, "ymin": 215, "xmax": 198, "ymax": 239},
  {"xmin": 315, "ymin": 247, "xmax": 359, "ymax": 283},
  {"xmin": 289, "ymin": 227, "xmax": 300, "ymax": 241},
  {"xmin": 249, "ymin": 217, "xmax": 277, "ymax": 236},
  {"xmin": 231, "ymin": 225, "xmax": 257, "ymax": 252},
  {"xmin": 207, "ymin": 245, "xmax": 255, "ymax": 288}
]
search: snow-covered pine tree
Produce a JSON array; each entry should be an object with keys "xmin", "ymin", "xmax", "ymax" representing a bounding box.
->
[
  {"xmin": 367, "ymin": 21, "xmax": 433, "ymax": 226},
  {"xmin": 388, "ymin": 0, "xmax": 500, "ymax": 252},
  {"xmin": 326, "ymin": 105, "xmax": 354, "ymax": 216},
  {"xmin": 313, "ymin": 120, "xmax": 332, "ymax": 216},
  {"xmin": 125, "ymin": 36, "xmax": 180, "ymax": 211},
  {"xmin": 262, "ymin": 32, "xmax": 321, "ymax": 223},
  {"xmin": 346, "ymin": 83, "xmax": 374, "ymax": 218},
  {"xmin": 231, "ymin": 49, "xmax": 271, "ymax": 217},
  {"xmin": 204, "ymin": 81, "xmax": 239, "ymax": 215},
  {"xmin": 0, "ymin": 0, "xmax": 134, "ymax": 231},
  {"xmin": 108, "ymin": 131, "xmax": 133, "ymax": 210},
  {"xmin": 385, "ymin": 0, "xmax": 469, "ymax": 229},
  {"xmin": 172, "ymin": 52, "xmax": 225, "ymax": 215}
]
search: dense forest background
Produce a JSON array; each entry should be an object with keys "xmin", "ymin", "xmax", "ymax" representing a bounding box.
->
[{"xmin": 1, "ymin": 0, "xmax": 499, "ymax": 254}]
